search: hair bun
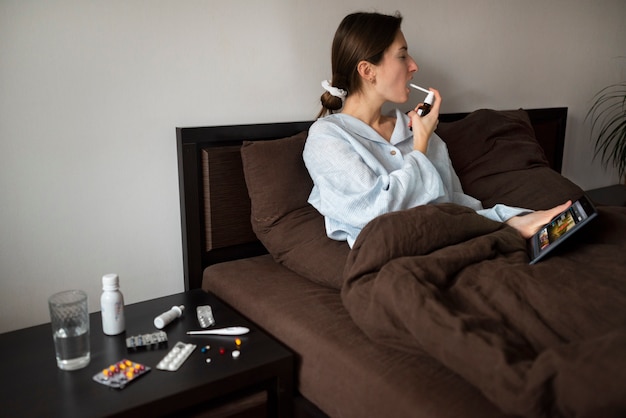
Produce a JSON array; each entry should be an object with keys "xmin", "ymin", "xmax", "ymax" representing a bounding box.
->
[{"xmin": 320, "ymin": 92, "xmax": 343, "ymax": 113}]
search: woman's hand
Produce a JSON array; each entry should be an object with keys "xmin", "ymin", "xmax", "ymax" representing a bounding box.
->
[
  {"xmin": 408, "ymin": 88, "xmax": 441, "ymax": 153},
  {"xmin": 506, "ymin": 201, "xmax": 572, "ymax": 239}
]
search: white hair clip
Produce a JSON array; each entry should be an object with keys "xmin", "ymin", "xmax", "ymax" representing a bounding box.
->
[{"xmin": 321, "ymin": 80, "xmax": 347, "ymax": 100}]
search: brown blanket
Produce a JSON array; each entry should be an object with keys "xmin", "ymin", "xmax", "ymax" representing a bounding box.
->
[{"xmin": 342, "ymin": 203, "xmax": 626, "ymax": 417}]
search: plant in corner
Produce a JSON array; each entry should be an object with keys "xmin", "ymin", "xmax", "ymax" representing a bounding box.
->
[{"xmin": 586, "ymin": 82, "xmax": 626, "ymax": 184}]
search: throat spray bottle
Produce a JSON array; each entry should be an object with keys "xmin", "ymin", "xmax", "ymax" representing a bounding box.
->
[
  {"xmin": 100, "ymin": 273, "xmax": 126, "ymax": 335},
  {"xmin": 410, "ymin": 84, "xmax": 435, "ymax": 116}
]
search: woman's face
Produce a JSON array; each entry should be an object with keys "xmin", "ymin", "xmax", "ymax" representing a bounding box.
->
[{"xmin": 372, "ymin": 30, "xmax": 419, "ymax": 104}]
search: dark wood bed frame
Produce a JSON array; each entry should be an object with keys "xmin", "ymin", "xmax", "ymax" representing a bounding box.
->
[{"xmin": 176, "ymin": 107, "xmax": 567, "ymax": 291}]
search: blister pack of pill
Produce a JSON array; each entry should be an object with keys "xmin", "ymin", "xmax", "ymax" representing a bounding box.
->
[
  {"xmin": 156, "ymin": 341, "xmax": 196, "ymax": 371},
  {"xmin": 196, "ymin": 305, "xmax": 215, "ymax": 328},
  {"xmin": 125, "ymin": 330, "xmax": 168, "ymax": 349},
  {"xmin": 93, "ymin": 359, "xmax": 150, "ymax": 389}
]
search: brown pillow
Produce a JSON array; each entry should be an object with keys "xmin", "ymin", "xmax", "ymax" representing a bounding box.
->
[
  {"xmin": 436, "ymin": 109, "xmax": 583, "ymax": 210},
  {"xmin": 437, "ymin": 109, "xmax": 548, "ymax": 179},
  {"xmin": 241, "ymin": 132, "xmax": 349, "ymax": 289}
]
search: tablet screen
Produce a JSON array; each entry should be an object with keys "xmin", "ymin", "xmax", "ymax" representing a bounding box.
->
[{"xmin": 528, "ymin": 195, "xmax": 597, "ymax": 264}]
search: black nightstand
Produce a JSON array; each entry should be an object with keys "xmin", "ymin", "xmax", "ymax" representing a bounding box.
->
[
  {"xmin": 0, "ymin": 290, "xmax": 294, "ymax": 417},
  {"xmin": 585, "ymin": 184, "xmax": 626, "ymax": 207}
]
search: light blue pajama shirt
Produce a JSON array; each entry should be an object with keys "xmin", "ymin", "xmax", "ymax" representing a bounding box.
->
[{"xmin": 303, "ymin": 108, "xmax": 529, "ymax": 248}]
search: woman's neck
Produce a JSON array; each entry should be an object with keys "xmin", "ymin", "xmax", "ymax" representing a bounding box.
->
[
  {"xmin": 342, "ymin": 94, "xmax": 382, "ymax": 124},
  {"xmin": 342, "ymin": 94, "xmax": 395, "ymax": 141}
]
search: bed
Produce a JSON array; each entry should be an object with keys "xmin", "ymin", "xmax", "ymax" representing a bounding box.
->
[{"xmin": 176, "ymin": 107, "xmax": 626, "ymax": 418}]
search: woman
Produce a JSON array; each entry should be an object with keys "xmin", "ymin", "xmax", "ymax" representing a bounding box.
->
[{"xmin": 303, "ymin": 11, "xmax": 570, "ymax": 248}]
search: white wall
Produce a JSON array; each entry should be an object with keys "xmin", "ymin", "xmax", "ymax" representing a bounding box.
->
[{"xmin": 1, "ymin": 0, "xmax": 624, "ymax": 333}]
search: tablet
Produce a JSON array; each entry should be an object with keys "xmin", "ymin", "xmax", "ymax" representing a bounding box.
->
[{"xmin": 527, "ymin": 195, "xmax": 598, "ymax": 264}]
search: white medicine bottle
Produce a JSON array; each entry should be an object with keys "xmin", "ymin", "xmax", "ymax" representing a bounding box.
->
[{"xmin": 100, "ymin": 273, "xmax": 125, "ymax": 335}]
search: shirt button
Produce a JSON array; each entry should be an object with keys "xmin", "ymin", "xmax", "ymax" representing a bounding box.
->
[{"xmin": 390, "ymin": 150, "xmax": 397, "ymax": 156}]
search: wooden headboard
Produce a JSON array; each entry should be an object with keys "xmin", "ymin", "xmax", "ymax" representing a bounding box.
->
[{"xmin": 176, "ymin": 107, "xmax": 567, "ymax": 290}]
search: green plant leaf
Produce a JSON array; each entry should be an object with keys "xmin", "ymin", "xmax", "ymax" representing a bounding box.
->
[{"xmin": 586, "ymin": 82, "xmax": 626, "ymax": 180}]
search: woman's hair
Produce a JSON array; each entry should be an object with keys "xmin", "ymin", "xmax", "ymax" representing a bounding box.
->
[{"xmin": 318, "ymin": 12, "xmax": 403, "ymax": 118}]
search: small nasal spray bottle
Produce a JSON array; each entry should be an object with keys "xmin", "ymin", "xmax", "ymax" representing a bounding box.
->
[
  {"xmin": 410, "ymin": 84, "xmax": 435, "ymax": 116},
  {"xmin": 154, "ymin": 305, "xmax": 185, "ymax": 329}
]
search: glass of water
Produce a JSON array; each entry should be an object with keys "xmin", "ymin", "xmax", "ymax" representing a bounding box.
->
[{"xmin": 48, "ymin": 290, "xmax": 90, "ymax": 370}]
